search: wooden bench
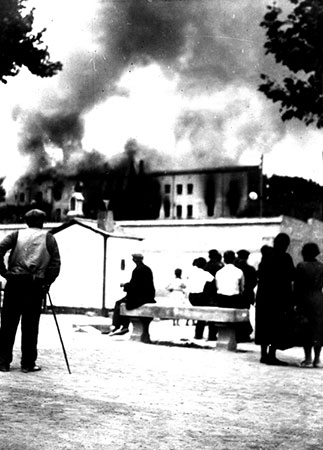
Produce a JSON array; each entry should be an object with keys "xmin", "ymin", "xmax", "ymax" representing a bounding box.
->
[{"xmin": 120, "ymin": 304, "xmax": 250, "ymax": 351}]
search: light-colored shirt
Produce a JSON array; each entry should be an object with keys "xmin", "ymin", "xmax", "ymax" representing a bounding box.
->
[
  {"xmin": 186, "ymin": 266, "xmax": 214, "ymax": 294},
  {"xmin": 215, "ymin": 264, "xmax": 244, "ymax": 296}
]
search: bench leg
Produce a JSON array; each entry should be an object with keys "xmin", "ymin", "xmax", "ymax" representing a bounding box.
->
[
  {"xmin": 216, "ymin": 327, "xmax": 237, "ymax": 351},
  {"xmin": 130, "ymin": 317, "xmax": 152, "ymax": 343}
]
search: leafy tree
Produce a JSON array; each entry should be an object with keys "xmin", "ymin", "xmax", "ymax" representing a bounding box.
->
[
  {"xmin": 262, "ymin": 174, "xmax": 323, "ymax": 220},
  {"xmin": 259, "ymin": 0, "xmax": 323, "ymax": 127},
  {"xmin": 0, "ymin": 178, "xmax": 6, "ymax": 202},
  {"xmin": 0, "ymin": 0, "xmax": 62, "ymax": 84}
]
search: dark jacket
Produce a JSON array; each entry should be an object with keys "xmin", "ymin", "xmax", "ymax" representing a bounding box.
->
[
  {"xmin": 124, "ymin": 262, "xmax": 156, "ymax": 310},
  {"xmin": 235, "ymin": 260, "xmax": 257, "ymax": 307}
]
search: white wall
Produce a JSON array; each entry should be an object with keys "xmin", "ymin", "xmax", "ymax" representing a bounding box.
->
[
  {"xmin": 0, "ymin": 222, "xmax": 142, "ymax": 310},
  {"xmin": 50, "ymin": 225, "xmax": 104, "ymax": 309},
  {"xmin": 0, "ymin": 216, "xmax": 322, "ymax": 310},
  {"xmin": 50, "ymin": 224, "xmax": 142, "ymax": 309},
  {"xmin": 117, "ymin": 216, "xmax": 323, "ymax": 292}
]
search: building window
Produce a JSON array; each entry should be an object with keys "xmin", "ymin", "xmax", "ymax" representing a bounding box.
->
[
  {"xmin": 165, "ymin": 184, "xmax": 171, "ymax": 194},
  {"xmin": 54, "ymin": 208, "xmax": 61, "ymax": 221},
  {"xmin": 187, "ymin": 205, "xmax": 193, "ymax": 218},
  {"xmin": 187, "ymin": 183, "xmax": 193, "ymax": 194},
  {"xmin": 176, "ymin": 184, "xmax": 183, "ymax": 195},
  {"xmin": 164, "ymin": 198, "xmax": 171, "ymax": 218},
  {"xmin": 176, "ymin": 205, "xmax": 182, "ymax": 218},
  {"xmin": 53, "ymin": 181, "xmax": 63, "ymax": 201},
  {"xmin": 70, "ymin": 197, "xmax": 76, "ymax": 211},
  {"xmin": 19, "ymin": 192, "xmax": 25, "ymax": 203}
]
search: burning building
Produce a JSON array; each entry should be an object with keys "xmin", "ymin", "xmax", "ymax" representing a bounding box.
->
[
  {"xmin": 7, "ymin": 159, "xmax": 261, "ymax": 222},
  {"xmin": 2, "ymin": 1, "xmax": 322, "ymax": 224},
  {"xmin": 153, "ymin": 165, "xmax": 261, "ymax": 220}
]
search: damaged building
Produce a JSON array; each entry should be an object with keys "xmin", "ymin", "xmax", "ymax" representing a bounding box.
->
[
  {"xmin": 4, "ymin": 160, "xmax": 323, "ymax": 223},
  {"xmin": 153, "ymin": 165, "xmax": 261, "ymax": 219},
  {"xmin": 7, "ymin": 162, "xmax": 262, "ymax": 222}
]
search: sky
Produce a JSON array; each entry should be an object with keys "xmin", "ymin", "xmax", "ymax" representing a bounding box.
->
[{"xmin": 1, "ymin": 0, "xmax": 323, "ymax": 193}]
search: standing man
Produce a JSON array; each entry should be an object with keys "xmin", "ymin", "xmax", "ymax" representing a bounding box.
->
[
  {"xmin": 255, "ymin": 233, "xmax": 295, "ymax": 365},
  {"xmin": 108, "ymin": 253, "xmax": 156, "ymax": 336},
  {"xmin": 0, "ymin": 209, "xmax": 61, "ymax": 373}
]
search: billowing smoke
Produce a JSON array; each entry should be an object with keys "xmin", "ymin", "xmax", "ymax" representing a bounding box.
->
[{"xmin": 12, "ymin": 0, "xmax": 288, "ymax": 181}]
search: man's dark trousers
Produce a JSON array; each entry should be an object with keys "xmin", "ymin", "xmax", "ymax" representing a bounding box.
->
[
  {"xmin": 0, "ymin": 277, "xmax": 44, "ymax": 368},
  {"xmin": 111, "ymin": 298, "xmax": 130, "ymax": 330}
]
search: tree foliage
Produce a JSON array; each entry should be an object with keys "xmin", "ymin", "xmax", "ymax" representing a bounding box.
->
[
  {"xmin": 0, "ymin": 178, "xmax": 6, "ymax": 203},
  {"xmin": 0, "ymin": 0, "xmax": 62, "ymax": 84},
  {"xmin": 259, "ymin": 0, "xmax": 323, "ymax": 127}
]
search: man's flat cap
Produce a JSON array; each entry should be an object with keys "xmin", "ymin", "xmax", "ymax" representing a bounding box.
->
[
  {"xmin": 24, "ymin": 209, "xmax": 46, "ymax": 219},
  {"xmin": 132, "ymin": 253, "xmax": 144, "ymax": 260}
]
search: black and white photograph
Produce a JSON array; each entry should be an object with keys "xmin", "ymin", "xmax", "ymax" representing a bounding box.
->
[{"xmin": 0, "ymin": 0, "xmax": 322, "ymax": 448}]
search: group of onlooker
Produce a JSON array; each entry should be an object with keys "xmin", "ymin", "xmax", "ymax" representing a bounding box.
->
[
  {"xmin": 0, "ymin": 207, "xmax": 320, "ymax": 374},
  {"xmin": 167, "ymin": 248, "xmax": 257, "ymax": 310},
  {"xmin": 166, "ymin": 233, "xmax": 323, "ymax": 368},
  {"xmin": 181, "ymin": 249, "xmax": 256, "ymax": 342},
  {"xmin": 256, "ymin": 233, "xmax": 323, "ymax": 368},
  {"xmin": 106, "ymin": 232, "xmax": 323, "ymax": 369}
]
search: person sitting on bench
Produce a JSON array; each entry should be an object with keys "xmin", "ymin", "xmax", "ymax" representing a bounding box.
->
[
  {"xmin": 215, "ymin": 250, "xmax": 252, "ymax": 342},
  {"xmin": 107, "ymin": 253, "xmax": 156, "ymax": 336},
  {"xmin": 187, "ymin": 257, "xmax": 217, "ymax": 340}
]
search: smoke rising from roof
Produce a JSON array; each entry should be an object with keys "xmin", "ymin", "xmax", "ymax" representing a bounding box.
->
[{"xmin": 5, "ymin": 0, "xmax": 321, "ymax": 188}]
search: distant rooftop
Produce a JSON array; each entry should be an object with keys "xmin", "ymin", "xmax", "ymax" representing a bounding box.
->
[{"xmin": 150, "ymin": 165, "xmax": 260, "ymax": 177}]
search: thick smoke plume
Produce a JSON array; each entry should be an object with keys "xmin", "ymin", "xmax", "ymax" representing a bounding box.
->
[{"xmin": 14, "ymin": 0, "xmax": 286, "ymax": 179}]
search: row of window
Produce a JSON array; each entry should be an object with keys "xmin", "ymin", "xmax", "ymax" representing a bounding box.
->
[
  {"xmin": 15, "ymin": 191, "xmax": 44, "ymax": 203},
  {"xmin": 164, "ymin": 204, "xmax": 193, "ymax": 219},
  {"xmin": 165, "ymin": 183, "xmax": 194, "ymax": 195}
]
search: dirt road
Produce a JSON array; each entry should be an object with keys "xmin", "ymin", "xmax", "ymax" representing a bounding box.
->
[{"xmin": 0, "ymin": 315, "xmax": 322, "ymax": 449}]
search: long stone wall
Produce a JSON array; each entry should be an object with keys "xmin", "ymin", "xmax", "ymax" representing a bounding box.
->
[{"xmin": 117, "ymin": 216, "xmax": 323, "ymax": 290}]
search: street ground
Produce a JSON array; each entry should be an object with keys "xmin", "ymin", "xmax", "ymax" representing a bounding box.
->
[{"xmin": 0, "ymin": 313, "xmax": 322, "ymax": 450}]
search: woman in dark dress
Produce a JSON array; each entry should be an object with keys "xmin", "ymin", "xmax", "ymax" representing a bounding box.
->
[
  {"xmin": 294, "ymin": 243, "xmax": 323, "ymax": 368},
  {"xmin": 255, "ymin": 233, "xmax": 295, "ymax": 365}
]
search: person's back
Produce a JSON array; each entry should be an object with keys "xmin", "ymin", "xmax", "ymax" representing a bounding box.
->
[
  {"xmin": 215, "ymin": 250, "xmax": 252, "ymax": 341},
  {"xmin": 205, "ymin": 249, "xmax": 224, "ymax": 276},
  {"xmin": 216, "ymin": 264, "xmax": 244, "ymax": 296},
  {"xmin": 235, "ymin": 250, "xmax": 257, "ymax": 307},
  {"xmin": 187, "ymin": 258, "xmax": 214, "ymax": 297},
  {"xmin": 216, "ymin": 251, "xmax": 244, "ymax": 298},
  {"xmin": 270, "ymin": 233, "xmax": 295, "ymax": 310},
  {"xmin": 255, "ymin": 233, "xmax": 295, "ymax": 365},
  {"xmin": 0, "ymin": 209, "xmax": 61, "ymax": 373},
  {"xmin": 125, "ymin": 259, "xmax": 155, "ymax": 309},
  {"xmin": 187, "ymin": 257, "xmax": 217, "ymax": 340},
  {"xmin": 8, "ymin": 228, "xmax": 50, "ymax": 278},
  {"xmin": 294, "ymin": 242, "xmax": 323, "ymax": 368}
]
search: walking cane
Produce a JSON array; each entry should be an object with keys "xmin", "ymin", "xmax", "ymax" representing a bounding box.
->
[{"xmin": 47, "ymin": 292, "xmax": 72, "ymax": 374}]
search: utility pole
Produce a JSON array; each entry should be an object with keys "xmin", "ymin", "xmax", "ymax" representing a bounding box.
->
[{"xmin": 259, "ymin": 154, "xmax": 264, "ymax": 218}]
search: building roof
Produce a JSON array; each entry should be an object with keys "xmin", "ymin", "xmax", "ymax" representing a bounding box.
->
[
  {"xmin": 50, "ymin": 218, "xmax": 143, "ymax": 240},
  {"xmin": 150, "ymin": 165, "xmax": 260, "ymax": 177}
]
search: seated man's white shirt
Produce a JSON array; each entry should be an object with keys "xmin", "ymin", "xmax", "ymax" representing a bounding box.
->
[
  {"xmin": 215, "ymin": 264, "xmax": 244, "ymax": 296},
  {"xmin": 186, "ymin": 266, "xmax": 214, "ymax": 294}
]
